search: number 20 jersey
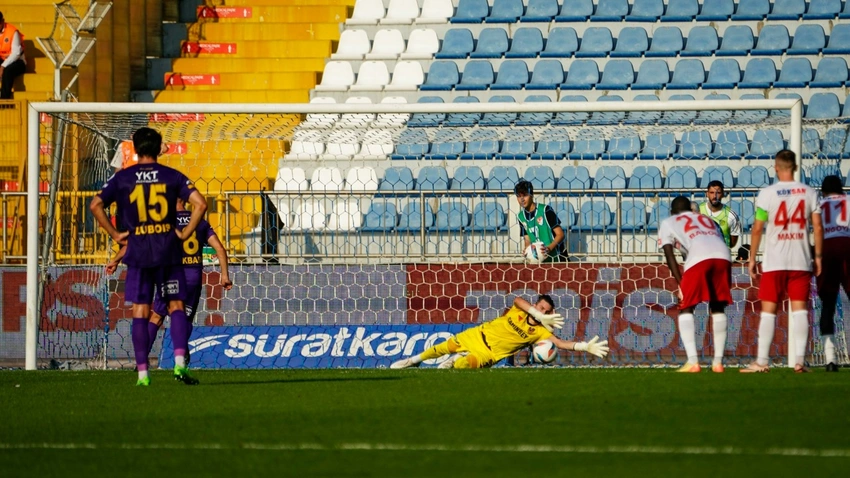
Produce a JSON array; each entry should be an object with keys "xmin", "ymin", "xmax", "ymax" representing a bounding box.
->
[
  {"xmin": 658, "ymin": 212, "xmax": 731, "ymax": 271},
  {"xmin": 755, "ymin": 181, "xmax": 820, "ymax": 272}
]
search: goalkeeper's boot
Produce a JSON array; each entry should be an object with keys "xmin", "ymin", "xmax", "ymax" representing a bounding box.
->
[
  {"xmin": 173, "ymin": 365, "xmax": 200, "ymax": 385},
  {"xmin": 676, "ymin": 362, "xmax": 701, "ymax": 373},
  {"xmin": 390, "ymin": 358, "xmax": 420, "ymax": 369},
  {"xmin": 711, "ymin": 364, "xmax": 725, "ymax": 373},
  {"xmin": 826, "ymin": 362, "xmax": 839, "ymax": 372},
  {"xmin": 740, "ymin": 363, "xmax": 769, "ymax": 373},
  {"xmin": 794, "ymin": 364, "xmax": 810, "ymax": 374},
  {"xmin": 136, "ymin": 376, "xmax": 151, "ymax": 387}
]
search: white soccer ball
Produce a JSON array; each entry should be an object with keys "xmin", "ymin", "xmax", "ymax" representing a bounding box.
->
[
  {"xmin": 524, "ymin": 241, "xmax": 546, "ymax": 264},
  {"xmin": 532, "ymin": 340, "xmax": 558, "ymax": 364}
]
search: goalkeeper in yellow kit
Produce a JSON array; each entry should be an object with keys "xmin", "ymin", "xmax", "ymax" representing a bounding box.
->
[{"xmin": 391, "ymin": 294, "xmax": 609, "ymax": 369}]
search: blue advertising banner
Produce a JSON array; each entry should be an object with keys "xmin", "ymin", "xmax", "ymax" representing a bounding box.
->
[{"xmin": 159, "ymin": 324, "xmax": 469, "ymax": 369}]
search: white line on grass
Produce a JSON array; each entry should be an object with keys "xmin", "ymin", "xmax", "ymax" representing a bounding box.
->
[{"xmin": 1, "ymin": 443, "xmax": 849, "ymax": 458}]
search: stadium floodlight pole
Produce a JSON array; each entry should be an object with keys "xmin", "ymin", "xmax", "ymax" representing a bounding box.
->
[{"xmin": 26, "ymin": 104, "xmax": 40, "ymax": 370}]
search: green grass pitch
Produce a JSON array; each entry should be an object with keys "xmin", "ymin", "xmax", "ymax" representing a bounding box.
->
[{"xmin": 1, "ymin": 368, "xmax": 849, "ymax": 477}]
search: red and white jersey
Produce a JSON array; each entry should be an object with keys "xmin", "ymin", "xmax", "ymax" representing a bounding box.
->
[
  {"xmin": 820, "ymin": 195, "xmax": 850, "ymax": 240},
  {"xmin": 755, "ymin": 181, "xmax": 819, "ymax": 272},
  {"xmin": 658, "ymin": 212, "xmax": 731, "ymax": 271}
]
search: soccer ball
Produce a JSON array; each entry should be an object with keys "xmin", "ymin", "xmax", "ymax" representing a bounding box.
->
[
  {"xmin": 524, "ymin": 241, "xmax": 546, "ymax": 264},
  {"xmin": 532, "ymin": 340, "xmax": 558, "ymax": 364}
]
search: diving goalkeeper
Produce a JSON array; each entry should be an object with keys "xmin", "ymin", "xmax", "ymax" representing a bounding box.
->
[{"xmin": 391, "ymin": 294, "xmax": 609, "ymax": 369}]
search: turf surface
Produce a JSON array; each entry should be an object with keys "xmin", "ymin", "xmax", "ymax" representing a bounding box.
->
[{"xmin": 1, "ymin": 368, "xmax": 848, "ymax": 477}]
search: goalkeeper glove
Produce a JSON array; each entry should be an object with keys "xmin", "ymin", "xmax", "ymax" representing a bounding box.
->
[
  {"xmin": 527, "ymin": 306, "xmax": 564, "ymax": 332},
  {"xmin": 574, "ymin": 336, "xmax": 610, "ymax": 358}
]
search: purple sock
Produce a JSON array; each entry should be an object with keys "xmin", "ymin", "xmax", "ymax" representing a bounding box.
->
[
  {"xmin": 146, "ymin": 321, "xmax": 161, "ymax": 356},
  {"xmin": 170, "ymin": 309, "xmax": 190, "ymax": 359},
  {"xmin": 131, "ymin": 318, "xmax": 150, "ymax": 370}
]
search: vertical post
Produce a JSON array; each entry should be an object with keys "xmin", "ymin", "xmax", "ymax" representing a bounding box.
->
[
  {"xmin": 25, "ymin": 105, "xmax": 40, "ymax": 370},
  {"xmin": 787, "ymin": 99, "xmax": 804, "ymax": 367}
]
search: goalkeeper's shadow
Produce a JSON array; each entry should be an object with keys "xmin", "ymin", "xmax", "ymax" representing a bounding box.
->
[{"xmin": 204, "ymin": 376, "xmax": 405, "ymax": 386}]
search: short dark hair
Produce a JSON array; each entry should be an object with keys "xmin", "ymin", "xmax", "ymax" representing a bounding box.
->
[
  {"xmin": 132, "ymin": 127, "xmax": 162, "ymax": 159},
  {"xmin": 776, "ymin": 149, "xmax": 797, "ymax": 170},
  {"xmin": 537, "ymin": 294, "xmax": 555, "ymax": 310},
  {"xmin": 821, "ymin": 175, "xmax": 844, "ymax": 196},
  {"xmin": 736, "ymin": 244, "xmax": 751, "ymax": 261},
  {"xmin": 514, "ymin": 180, "xmax": 533, "ymax": 196},
  {"xmin": 670, "ymin": 196, "xmax": 691, "ymax": 214},
  {"xmin": 706, "ymin": 180, "xmax": 725, "ymax": 191}
]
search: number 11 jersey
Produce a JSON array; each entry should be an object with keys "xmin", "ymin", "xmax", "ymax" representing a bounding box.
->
[{"xmin": 755, "ymin": 181, "xmax": 820, "ymax": 272}]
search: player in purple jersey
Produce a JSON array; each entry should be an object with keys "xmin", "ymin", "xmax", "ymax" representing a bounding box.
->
[{"xmin": 90, "ymin": 127, "xmax": 207, "ymax": 386}]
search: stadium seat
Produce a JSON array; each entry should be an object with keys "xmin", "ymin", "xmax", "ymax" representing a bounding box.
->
[
  {"xmin": 392, "ymin": 130, "xmax": 430, "ymax": 159},
  {"xmin": 569, "ymin": 128, "xmax": 606, "ymax": 159},
  {"xmin": 480, "ymin": 95, "xmax": 518, "ymax": 126},
  {"xmin": 694, "ymin": 94, "xmax": 733, "ymax": 125},
  {"xmin": 505, "ymin": 28, "xmax": 543, "ymax": 58},
  {"xmin": 731, "ymin": 93, "xmax": 769, "ymax": 124},
  {"xmin": 471, "ymin": 202, "xmax": 506, "ymax": 232},
  {"xmin": 664, "ymin": 166, "xmax": 698, "ymax": 193},
  {"xmin": 382, "ymin": 0, "xmax": 419, "ymax": 24},
  {"xmin": 697, "ymin": 0, "xmax": 733, "ymax": 20},
  {"xmin": 558, "ymin": 165, "xmax": 591, "ymax": 191},
  {"xmin": 275, "ymin": 167, "xmax": 308, "ymax": 192},
  {"xmin": 420, "ymin": 62, "xmax": 459, "ymax": 90},
  {"xmin": 824, "ymin": 24, "xmax": 850, "ymax": 54},
  {"xmin": 627, "ymin": 0, "xmax": 663, "ymax": 21},
  {"xmin": 491, "ymin": 61, "xmax": 529, "ymax": 90},
  {"xmin": 452, "ymin": 166, "xmax": 486, "ymax": 191},
  {"xmin": 310, "ymin": 167, "xmax": 344, "ymax": 192},
  {"xmin": 737, "ymin": 165, "xmax": 771, "ymax": 193},
  {"xmin": 675, "ymin": 130, "xmax": 712, "ymax": 160},
  {"xmin": 407, "ymin": 96, "xmax": 444, "ymax": 128},
  {"xmin": 587, "ymin": 96, "xmax": 625, "ymax": 125},
  {"xmin": 577, "ymin": 201, "xmax": 613, "ymax": 231},
  {"xmin": 526, "ymin": 60, "xmax": 565, "ymax": 90},
  {"xmin": 365, "ymin": 29, "xmax": 406, "ymax": 59},
  {"xmin": 824, "ymin": 128, "xmax": 850, "ymax": 159},
  {"xmin": 540, "ymin": 28, "xmax": 579, "ymax": 58},
  {"xmin": 610, "ymin": 27, "xmax": 648, "ymax": 58},
  {"xmin": 462, "ymin": 128, "xmax": 501, "ymax": 160},
  {"xmin": 524, "ymin": 165, "xmax": 556, "ymax": 190},
  {"xmin": 347, "ymin": 0, "xmax": 385, "ymax": 25},
  {"xmin": 732, "ymin": 0, "xmax": 769, "ymax": 19},
  {"xmin": 325, "ymin": 130, "xmax": 362, "ymax": 158},
  {"xmin": 806, "ymin": 92, "xmax": 841, "ymax": 119},
  {"xmin": 385, "ymin": 61, "xmax": 424, "ymax": 91},
  {"xmin": 703, "ymin": 59, "xmax": 740, "ymax": 89},
  {"xmin": 667, "ymin": 60, "xmax": 705, "ymax": 89},
  {"xmin": 632, "ymin": 60, "xmax": 670, "ymax": 90},
  {"xmin": 561, "ymin": 60, "xmax": 599, "ymax": 90},
  {"xmin": 432, "ymin": 202, "xmax": 470, "ymax": 231},
  {"xmin": 681, "ymin": 26, "xmax": 719, "ymax": 57},
  {"xmin": 335, "ymin": 96, "xmax": 374, "ymax": 129},
  {"xmin": 380, "ymin": 167, "xmax": 415, "ymax": 192},
  {"xmin": 533, "ymin": 127, "xmax": 571, "ymax": 159},
  {"xmin": 444, "ymin": 96, "xmax": 481, "ymax": 127},
  {"xmin": 746, "ymin": 129, "xmax": 785, "ymax": 159},
  {"xmin": 451, "ymin": 0, "xmax": 489, "ymax": 23},
  {"xmin": 620, "ymin": 200, "xmax": 648, "ymax": 231},
  {"xmin": 592, "ymin": 0, "xmax": 629, "ymax": 21},
  {"xmin": 805, "ymin": 164, "xmax": 842, "ymax": 187},
  {"xmin": 787, "ymin": 24, "xmax": 826, "ymax": 55},
  {"xmin": 752, "ymin": 25, "xmax": 790, "ymax": 56},
  {"xmin": 659, "ymin": 94, "xmax": 697, "ymax": 125},
  {"xmin": 552, "ymin": 200, "xmax": 577, "ymax": 229},
  {"xmin": 802, "ymin": 128, "xmax": 822, "ymax": 158},
  {"xmin": 456, "ymin": 61, "xmax": 494, "ymax": 90},
  {"xmin": 396, "ymin": 203, "xmax": 435, "ymax": 232},
  {"xmin": 700, "ymin": 166, "xmax": 735, "ymax": 189},
  {"xmin": 576, "ymin": 27, "xmax": 614, "ymax": 58},
  {"xmin": 602, "ymin": 130, "xmax": 640, "ymax": 160},
  {"xmin": 300, "ymin": 97, "xmax": 337, "ymax": 129},
  {"xmin": 767, "ymin": 0, "xmax": 805, "ymax": 20},
  {"xmin": 315, "ymin": 62, "xmax": 355, "ymax": 91},
  {"xmin": 728, "ymin": 199, "xmax": 755, "ymax": 232},
  {"xmin": 810, "ymin": 57, "xmax": 849, "ymax": 88},
  {"xmin": 497, "ymin": 128, "xmax": 535, "ymax": 159},
  {"xmin": 356, "ymin": 129, "xmax": 395, "ymax": 159},
  {"xmin": 486, "ymin": 0, "xmax": 524, "ymax": 23},
  {"xmin": 804, "ymin": 0, "xmax": 842, "ymax": 19},
  {"xmin": 400, "ymin": 29, "xmax": 439, "ymax": 59},
  {"xmin": 647, "ymin": 200, "xmax": 672, "ymax": 231},
  {"xmin": 417, "ymin": 0, "xmax": 454, "ymax": 23},
  {"xmin": 291, "ymin": 200, "xmax": 326, "ymax": 231},
  {"xmin": 516, "ymin": 95, "xmax": 553, "ymax": 126},
  {"xmin": 427, "ymin": 128, "xmax": 466, "ymax": 159},
  {"xmin": 770, "ymin": 92, "xmax": 802, "ymax": 118},
  {"xmin": 435, "ymin": 29, "xmax": 473, "ymax": 59},
  {"xmin": 709, "ymin": 130, "xmax": 748, "ymax": 160},
  {"xmin": 417, "ymin": 166, "xmax": 450, "ymax": 191},
  {"xmin": 627, "ymin": 166, "xmax": 663, "ymax": 193},
  {"xmin": 552, "ymin": 95, "xmax": 589, "ymax": 126},
  {"xmin": 487, "ymin": 166, "xmax": 520, "ymax": 191},
  {"xmin": 327, "ymin": 199, "xmax": 362, "ymax": 232},
  {"xmin": 471, "ymin": 28, "xmax": 509, "ymax": 58},
  {"xmin": 332, "ymin": 29, "xmax": 370, "ymax": 60},
  {"xmin": 716, "ymin": 26, "xmax": 754, "ymax": 56},
  {"xmin": 286, "ymin": 130, "xmax": 324, "ymax": 159},
  {"xmin": 597, "ymin": 61, "xmax": 635, "ymax": 90},
  {"xmin": 662, "ymin": 0, "xmax": 699, "ymax": 21},
  {"xmin": 738, "ymin": 58, "xmax": 776, "ymax": 88},
  {"xmin": 594, "ymin": 165, "xmax": 627, "ymax": 191},
  {"xmin": 646, "ymin": 27, "xmax": 684, "ymax": 57},
  {"xmin": 345, "ymin": 166, "xmax": 379, "ymax": 191},
  {"xmin": 522, "ymin": 0, "xmax": 559, "ymax": 22},
  {"xmin": 555, "ymin": 0, "xmax": 593, "ymax": 21},
  {"xmin": 349, "ymin": 61, "xmax": 390, "ymax": 91},
  {"xmin": 639, "ymin": 133, "xmax": 676, "ymax": 159},
  {"xmin": 625, "ymin": 94, "xmax": 661, "ymax": 125},
  {"xmin": 361, "ymin": 201, "xmax": 398, "ymax": 232}
]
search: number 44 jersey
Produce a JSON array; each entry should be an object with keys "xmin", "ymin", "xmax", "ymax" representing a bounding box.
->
[
  {"xmin": 755, "ymin": 181, "xmax": 820, "ymax": 273},
  {"xmin": 658, "ymin": 212, "xmax": 732, "ymax": 271}
]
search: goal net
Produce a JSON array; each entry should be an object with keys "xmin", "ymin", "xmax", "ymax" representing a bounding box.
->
[{"xmin": 17, "ymin": 99, "xmax": 849, "ymax": 370}]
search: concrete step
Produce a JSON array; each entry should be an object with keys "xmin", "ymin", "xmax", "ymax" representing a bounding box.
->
[
  {"xmin": 132, "ymin": 89, "xmax": 310, "ymax": 103},
  {"xmin": 191, "ymin": 5, "xmax": 350, "ymax": 23},
  {"xmin": 189, "ymin": 22, "xmax": 343, "ymax": 41},
  {"xmin": 163, "ymin": 71, "xmax": 317, "ymax": 90},
  {"xmin": 0, "ymin": 5, "xmax": 57, "ymax": 24},
  {"xmin": 168, "ymin": 56, "xmax": 326, "ymax": 73},
  {"xmin": 176, "ymin": 40, "xmax": 332, "ymax": 59}
]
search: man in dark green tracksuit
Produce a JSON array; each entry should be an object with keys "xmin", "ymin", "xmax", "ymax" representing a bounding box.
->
[{"xmin": 514, "ymin": 180, "xmax": 567, "ymax": 263}]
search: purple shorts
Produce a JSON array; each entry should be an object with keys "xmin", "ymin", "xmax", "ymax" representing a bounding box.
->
[
  {"xmin": 153, "ymin": 268, "xmax": 202, "ymax": 320},
  {"xmin": 124, "ymin": 265, "xmax": 187, "ymax": 306}
]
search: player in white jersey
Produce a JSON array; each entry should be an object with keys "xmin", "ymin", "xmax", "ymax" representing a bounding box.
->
[
  {"xmin": 659, "ymin": 196, "xmax": 733, "ymax": 373},
  {"xmin": 816, "ymin": 175, "xmax": 850, "ymax": 372},
  {"xmin": 743, "ymin": 150, "xmax": 823, "ymax": 373}
]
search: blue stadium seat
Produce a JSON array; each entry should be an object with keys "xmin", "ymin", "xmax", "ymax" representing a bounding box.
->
[
  {"xmin": 709, "ymin": 130, "xmax": 748, "ymax": 159},
  {"xmin": 505, "ymin": 28, "xmax": 543, "ymax": 58},
  {"xmin": 443, "ymin": 96, "xmax": 480, "ymax": 127},
  {"xmin": 681, "ymin": 26, "xmax": 719, "ymax": 57},
  {"xmin": 420, "ymin": 62, "xmax": 459, "ymax": 90},
  {"xmin": 770, "ymin": 92, "xmax": 802, "ymax": 119},
  {"xmin": 486, "ymin": 0, "xmax": 524, "ymax": 23},
  {"xmin": 648, "ymin": 200, "xmax": 673, "ymax": 231},
  {"xmin": 842, "ymin": 1, "xmax": 850, "ymax": 18},
  {"xmin": 696, "ymin": 0, "xmax": 733, "ymax": 20},
  {"xmin": 491, "ymin": 61, "xmax": 529, "ymax": 90},
  {"xmin": 427, "ymin": 128, "xmax": 465, "ymax": 159},
  {"xmin": 497, "ymin": 128, "xmax": 535, "ymax": 159},
  {"xmin": 627, "ymin": 166, "xmax": 663, "ymax": 193},
  {"xmin": 552, "ymin": 96, "xmax": 589, "ymax": 126},
  {"xmin": 739, "ymin": 58, "xmax": 776, "ymax": 88},
  {"xmin": 521, "ymin": 0, "xmax": 559, "ymax": 22},
  {"xmin": 361, "ymin": 201, "xmax": 398, "ymax": 232},
  {"xmin": 577, "ymin": 201, "xmax": 613, "ymax": 231},
  {"xmin": 694, "ymin": 93, "xmax": 733, "ymax": 125},
  {"xmin": 732, "ymin": 93, "xmax": 769, "ymax": 124},
  {"xmin": 659, "ymin": 94, "xmax": 697, "ymax": 125},
  {"xmin": 700, "ymin": 166, "xmax": 734, "ymax": 189},
  {"xmin": 716, "ymin": 26, "xmax": 754, "ymax": 56},
  {"xmin": 576, "ymin": 27, "xmax": 614, "ymax": 58},
  {"xmin": 805, "ymin": 0, "xmax": 842, "ymax": 18},
  {"xmin": 728, "ymin": 199, "xmax": 755, "ymax": 232},
  {"xmin": 470, "ymin": 28, "xmax": 509, "ymax": 58},
  {"xmin": 787, "ymin": 24, "xmax": 826, "ymax": 55},
  {"xmin": 588, "ymin": 96, "xmax": 625, "ymax": 125},
  {"xmin": 435, "ymin": 29, "xmax": 474, "ymax": 59},
  {"xmin": 627, "ymin": 0, "xmax": 663, "ymax": 21},
  {"xmin": 451, "ymin": 0, "xmax": 490, "ymax": 23},
  {"xmin": 594, "ymin": 165, "xmax": 627, "ymax": 191},
  {"xmin": 626, "ymin": 94, "xmax": 662, "ymax": 125},
  {"xmin": 632, "ymin": 60, "xmax": 670, "ymax": 90},
  {"xmin": 825, "ymin": 24, "xmax": 850, "ymax": 54},
  {"xmin": 524, "ymin": 165, "xmax": 556, "ymax": 190},
  {"xmin": 597, "ymin": 60, "xmax": 635, "ymax": 90},
  {"xmin": 610, "ymin": 27, "xmax": 648, "ymax": 57},
  {"xmin": 408, "ymin": 96, "xmax": 446, "ymax": 128},
  {"xmin": 452, "ymin": 166, "xmax": 486, "ymax": 191},
  {"xmin": 532, "ymin": 127, "xmax": 570, "ymax": 159},
  {"xmin": 640, "ymin": 133, "xmax": 676, "ymax": 159},
  {"xmin": 664, "ymin": 166, "xmax": 698, "ymax": 195},
  {"xmin": 774, "ymin": 58, "xmax": 813, "ymax": 88},
  {"xmin": 432, "ymin": 202, "xmax": 470, "ymax": 231},
  {"xmin": 396, "ymin": 202, "xmax": 435, "ymax": 232},
  {"xmin": 746, "ymin": 129, "xmax": 785, "ymax": 159},
  {"xmin": 802, "ymin": 128, "xmax": 822, "ymax": 158},
  {"xmin": 417, "ymin": 166, "xmax": 450, "ymax": 191},
  {"xmin": 540, "ymin": 27, "xmax": 579, "ymax": 58},
  {"xmin": 703, "ymin": 59, "xmax": 740, "ymax": 89},
  {"xmin": 646, "ymin": 27, "xmax": 683, "ymax": 57},
  {"xmin": 569, "ymin": 129, "xmax": 606, "ymax": 160},
  {"xmin": 526, "ymin": 60, "xmax": 564, "ymax": 90},
  {"xmin": 806, "ymin": 92, "xmax": 841, "ymax": 119},
  {"xmin": 737, "ymin": 165, "xmax": 772, "ymax": 194},
  {"xmin": 824, "ymin": 128, "xmax": 849, "ymax": 159},
  {"xmin": 555, "ymin": 0, "xmax": 593, "ymax": 21},
  {"xmin": 752, "ymin": 25, "xmax": 790, "ymax": 56},
  {"xmin": 379, "ymin": 166, "xmax": 415, "ymax": 191},
  {"xmin": 602, "ymin": 130, "xmax": 640, "ymax": 160},
  {"xmin": 667, "ymin": 59, "xmax": 705, "ymax": 89},
  {"xmin": 392, "ymin": 129, "xmax": 430, "ymax": 159},
  {"xmin": 462, "ymin": 128, "xmax": 501, "ymax": 160},
  {"xmin": 804, "ymin": 164, "xmax": 842, "ymax": 187},
  {"xmin": 552, "ymin": 200, "xmax": 577, "ymax": 229},
  {"xmin": 675, "ymin": 130, "xmax": 712, "ymax": 160},
  {"xmin": 480, "ymin": 95, "xmax": 518, "ymax": 126},
  {"xmin": 732, "ymin": 0, "xmax": 769, "ymax": 20},
  {"xmin": 558, "ymin": 165, "xmax": 591, "ymax": 191},
  {"xmin": 591, "ymin": 0, "xmax": 629, "ymax": 21},
  {"xmin": 810, "ymin": 57, "xmax": 849, "ymax": 88},
  {"xmin": 487, "ymin": 165, "xmax": 520, "ymax": 191},
  {"xmin": 516, "ymin": 95, "xmax": 553, "ymax": 126},
  {"xmin": 561, "ymin": 60, "xmax": 599, "ymax": 90},
  {"xmin": 456, "ymin": 60, "xmax": 494, "ymax": 90},
  {"xmin": 471, "ymin": 202, "xmax": 506, "ymax": 232},
  {"xmin": 662, "ymin": 0, "xmax": 698, "ymax": 21},
  {"xmin": 620, "ymin": 200, "xmax": 648, "ymax": 231},
  {"xmin": 767, "ymin": 0, "xmax": 805, "ymax": 20}
]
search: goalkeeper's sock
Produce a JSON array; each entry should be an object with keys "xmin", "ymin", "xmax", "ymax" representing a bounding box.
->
[
  {"xmin": 678, "ymin": 313, "xmax": 699, "ymax": 364},
  {"xmin": 711, "ymin": 313, "xmax": 728, "ymax": 367},
  {"xmin": 146, "ymin": 321, "xmax": 161, "ymax": 356},
  {"xmin": 131, "ymin": 318, "xmax": 150, "ymax": 373},
  {"xmin": 824, "ymin": 334, "xmax": 836, "ymax": 364},
  {"xmin": 792, "ymin": 310, "xmax": 809, "ymax": 366},
  {"xmin": 169, "ymin": 308, "xmax": 190, "ymax": 363},
  {"xmin": 756, "ymin": 312, "xmax": 777, "ymax": 367},
  {"xmin": 419, "ymin": 339, "xmax": 458, "ymax": 361}
]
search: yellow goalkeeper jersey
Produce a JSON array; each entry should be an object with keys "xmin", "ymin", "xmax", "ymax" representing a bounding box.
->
[{"xmin": 457, "ymin": 305, "xmax": 553, "ymax": 361}]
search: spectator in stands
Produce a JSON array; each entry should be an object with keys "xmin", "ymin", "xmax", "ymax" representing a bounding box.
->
[
  {"xmin": 0, "ymin": 11, "xmax": 26, "ymax": 100},
  {"xmin": 693, "ymin": 180, "xmax": 741, "ymax": 249},
  {"xmin": 514, "ymin": 180, "xmax": 567, "ymax": 262}
]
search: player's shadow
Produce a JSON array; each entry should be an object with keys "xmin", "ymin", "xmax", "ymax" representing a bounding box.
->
[{"xmin": 206, "ymin": 376, "xmax": 405, "ymax": 386}]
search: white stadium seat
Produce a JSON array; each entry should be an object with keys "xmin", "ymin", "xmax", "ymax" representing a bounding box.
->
[
  {"xmin": 274, "ymin": 167, "xmax": 308, "ymax": 192},
  {"xmin": 285, "ymin": 130, "xmax": 325, "ymax": 160},
  {"xmin": 384, "ymin": 61, "xmax": 424, "ymax": 91},
  {"xmin": 356, "ymin": 130, "xmax": 395, "ymax": 159},
  {"xmin": 292, "ymin": 200, "xmax": 327, "ymax": 231},
  {"xmin": 345, "ymin": 166, "xmax": 380, "ymax": 192},
  {"xmin": 331, "ymin": 29, "xmax": 370, "ymax": 60},
  {"xmin": 382, "ymin": 0, "xmax": 420, "ymax": 24},
  {"xmin": 349, "ymin": 61, "xmax": 390, "ymax": 91},
  {"xmin": 417, "ymin": 0, "xmax": 454, "ymax": 23},
  {"xmin": 337, "ymin": 97, "xmax": 375, "ymax": 128},
  {"xmin": 373, "ymin": 96, "xmax": 410, "ymax": 127},
  {"xmin": 325, "ymin": 130, "xmax": 361, "ymax": 158},
  {"xmin": 400, "ymin": 29, "xmax": 439, "ymax": 59},
  {"xmin": 327, "ymin": 199, "xmax": 363, "ymax": 231},
  {"xmin": 365, "ymin": 29, "xmax": 406, "ymax": 60},
  {"xmin": 301, "ymin": 97, "xmax": 337, "ymax": 129},
  {"xmin": 310, "ymin": 167, "xmax": 345, "ymax": 192},
  {"xmin": 315, "ymin": 61, "xmax": 354, "ymax": 92},
  {"xmin": 346, "ymin": 0, "xmax": 385, "ymax": 25}
]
